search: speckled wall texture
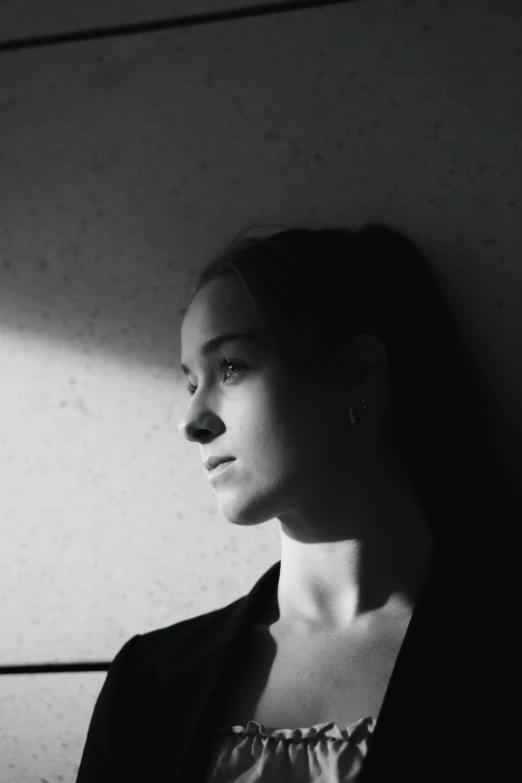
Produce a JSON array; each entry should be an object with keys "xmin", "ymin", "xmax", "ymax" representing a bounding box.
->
[{"xmin": 0, "ymin": 0, "xmax": 521, "ymax": 779}]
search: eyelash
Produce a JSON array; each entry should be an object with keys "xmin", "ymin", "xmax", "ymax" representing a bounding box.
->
[{"xmin": 186, "ymin": 356, "xmax": 245, "ymax": 396}]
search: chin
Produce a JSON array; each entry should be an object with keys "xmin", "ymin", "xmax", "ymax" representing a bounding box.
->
[{"xmin": 217, "ymin": 492, "xmax": 276, "ymax": 527}]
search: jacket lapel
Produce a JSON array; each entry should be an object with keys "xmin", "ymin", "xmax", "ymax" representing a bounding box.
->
[{"xmin": 110, "ymin": 560, "xmax": 282, "ymax": 781}]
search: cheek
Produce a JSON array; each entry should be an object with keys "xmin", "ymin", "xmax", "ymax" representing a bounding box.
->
[
  {"xmin": 239, "ymin": 377, "xmax": 333, "ymax": 466},
  {"xmin": 239, "ymin": 394, "xmax": 299, "ymax": 467},
  {"xmin": 256, "ymin": 403, "xmax": 314, "ymax": 470}
]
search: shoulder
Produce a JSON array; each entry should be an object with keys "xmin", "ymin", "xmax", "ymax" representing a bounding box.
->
[
  {"xmin": 112, "ymin": 593, "xmax": 245, "ymax": 688},
  {"xmin": 135, "ymin": 593, "xmax": 244, "ymax": 653}
]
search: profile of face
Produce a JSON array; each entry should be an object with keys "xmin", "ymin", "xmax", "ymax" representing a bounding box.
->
[{"xmin": 179, "ymin": 274, "xmax": 386, "ymax": 528}]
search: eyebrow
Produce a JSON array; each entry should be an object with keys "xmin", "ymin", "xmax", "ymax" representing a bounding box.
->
[{"xmin": 180, "ymin": 332, "xmax": 263, "ymax": 375}]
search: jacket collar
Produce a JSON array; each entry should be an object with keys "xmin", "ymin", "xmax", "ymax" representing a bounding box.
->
[{"xmin": 153, "ymin": 558, "xmax": 282, "ymax": 683}]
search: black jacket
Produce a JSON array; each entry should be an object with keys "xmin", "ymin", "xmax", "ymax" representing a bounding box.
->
[{"xmin": 76, "ymin": 545, "xmax": 517, "ymax": 782}]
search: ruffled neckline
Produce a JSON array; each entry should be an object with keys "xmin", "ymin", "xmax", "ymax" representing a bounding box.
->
[{"xmin": 215, "ymin": 716, "xmax": 376, "ymax": 741}]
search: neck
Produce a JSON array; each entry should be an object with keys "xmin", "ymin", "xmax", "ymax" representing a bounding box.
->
[{"xmin": 272, "ymin": 459, "xmax": 436, "ymax": 632}]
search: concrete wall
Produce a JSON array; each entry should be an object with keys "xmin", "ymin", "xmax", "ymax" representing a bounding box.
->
[{"xmin": 1, "ymin": 0, "xmax": 521, "ymax": 779}]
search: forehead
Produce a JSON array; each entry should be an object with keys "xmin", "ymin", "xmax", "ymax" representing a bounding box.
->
[{"xmin": 180, "ymin": 275, "xmax": 264, "ymax": 347}]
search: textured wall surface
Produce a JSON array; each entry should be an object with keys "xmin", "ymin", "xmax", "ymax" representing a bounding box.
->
[{"xmin": 1, "ymin": 0, "xmax": 521, "ymax": 779}]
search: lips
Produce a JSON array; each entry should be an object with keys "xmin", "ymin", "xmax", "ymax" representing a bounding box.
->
[{"xmin": 204, "ymin": 456, "xmax": 235, "ymax": 472}]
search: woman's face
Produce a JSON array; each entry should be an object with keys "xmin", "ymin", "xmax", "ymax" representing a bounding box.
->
[{"xmin": 179, "ymin": 275, "xmax": 366, "ymax": 527}]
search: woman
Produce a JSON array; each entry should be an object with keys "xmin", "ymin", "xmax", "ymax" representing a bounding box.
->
[{"xmin": 76, "ymin": 222, "xmax": 519, "ymax": 782}]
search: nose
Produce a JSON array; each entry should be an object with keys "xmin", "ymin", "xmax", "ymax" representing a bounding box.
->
[
  {"xmin": 179, "ymin": 416, "xmax": 200, "ymax": 442},
  {"xmin": 179, "ymin": 410, "xmax": 221, "ymax": 443}
]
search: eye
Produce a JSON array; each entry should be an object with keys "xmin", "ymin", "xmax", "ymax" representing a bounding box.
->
[{"xmin": 186, "ymin": 356, "xmax": 246, "ymax": 396}]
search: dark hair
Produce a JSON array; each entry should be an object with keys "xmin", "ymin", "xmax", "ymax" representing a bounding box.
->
[{"xmin": 194, "ymin": 221, "xmax": 520, "ymax": 561}]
